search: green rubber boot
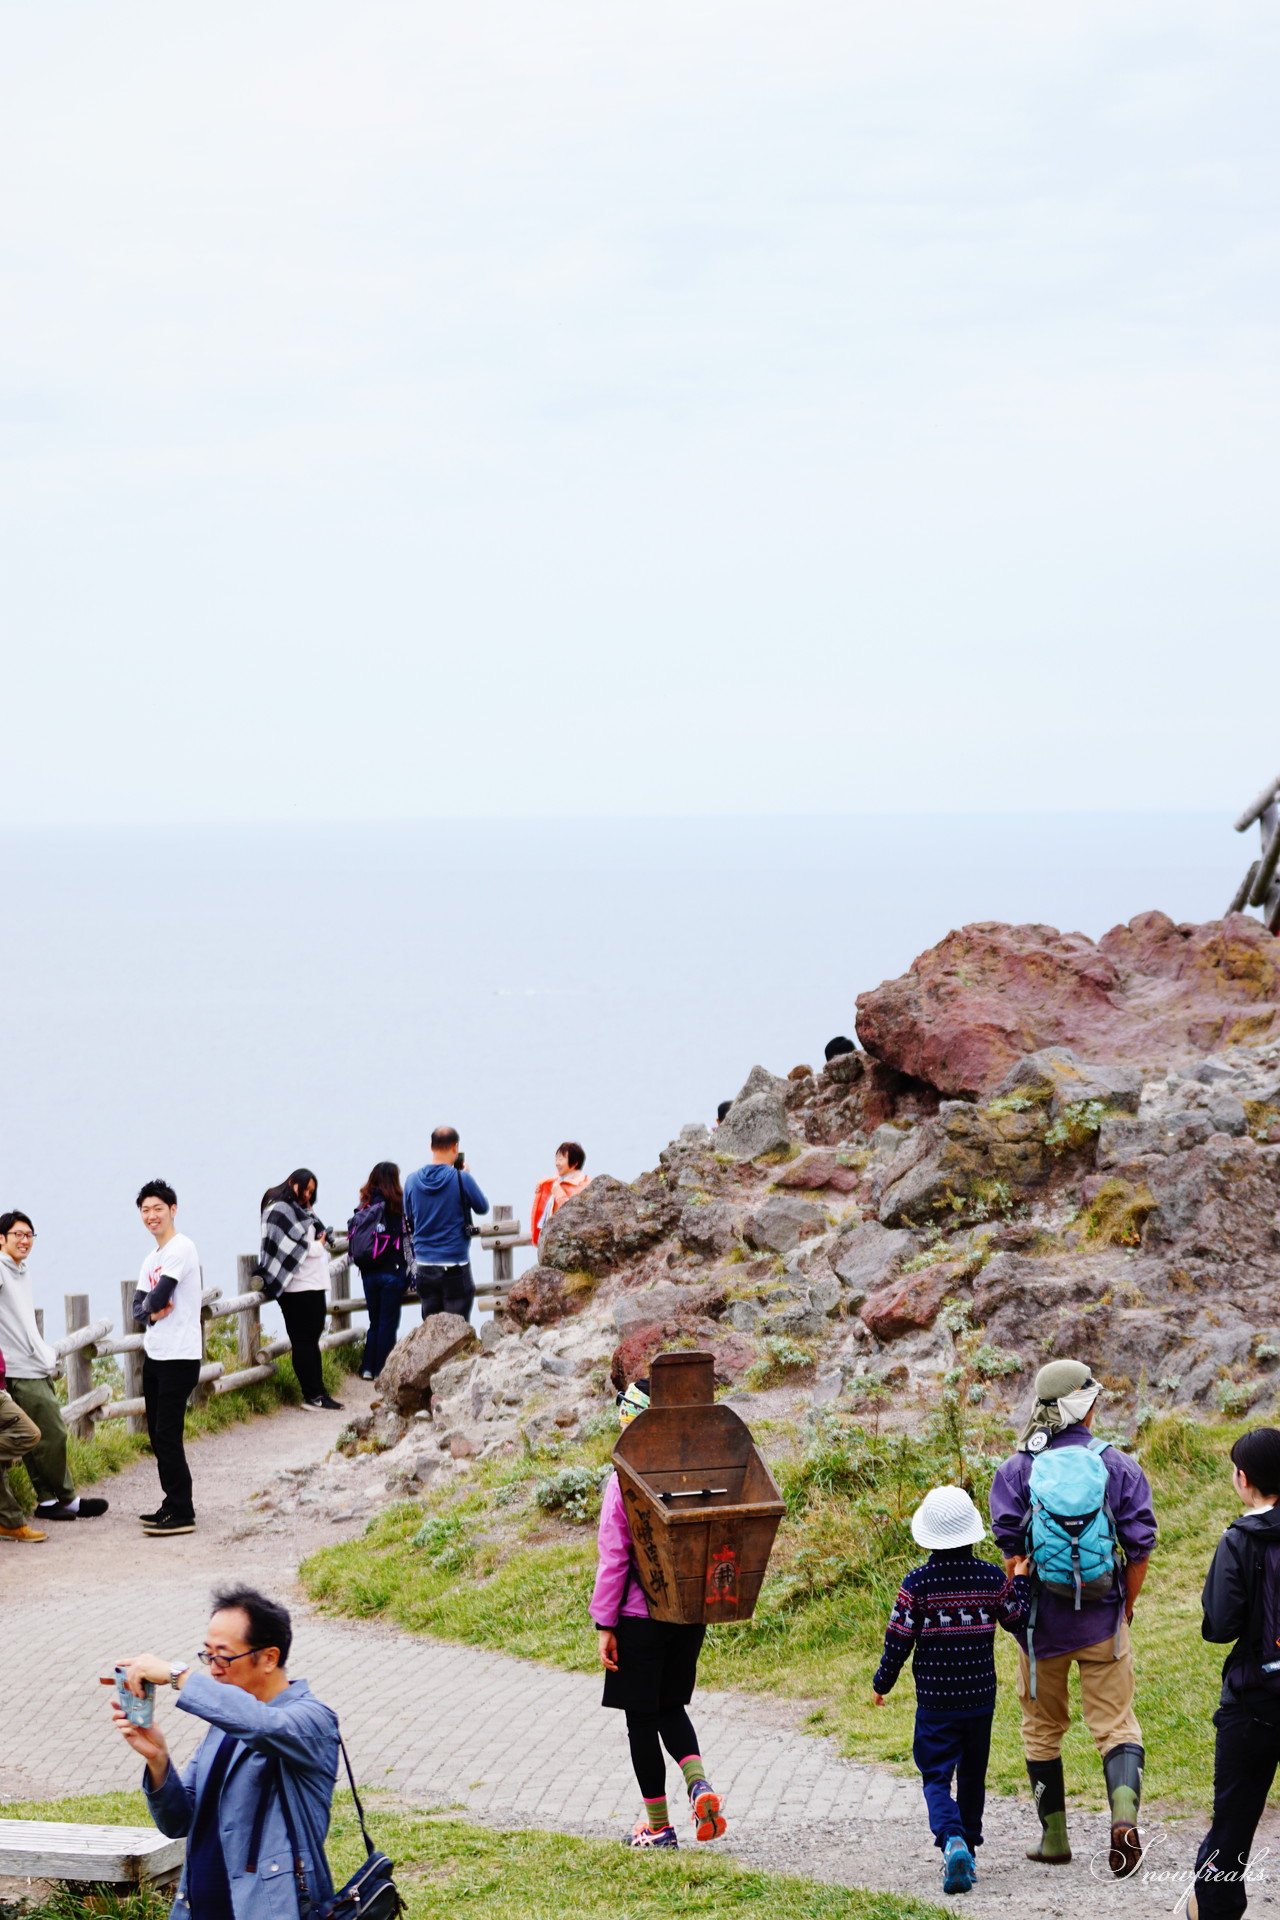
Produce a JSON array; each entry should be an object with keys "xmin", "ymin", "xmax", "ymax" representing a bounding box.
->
[
  {"xmin": 1025, "ymin": 1759, "xmax": 1072, "ymax": 1864},
  {"xmin": 1103, "ymin": 1743, "xmax": 1145, "ymax": 1879}
]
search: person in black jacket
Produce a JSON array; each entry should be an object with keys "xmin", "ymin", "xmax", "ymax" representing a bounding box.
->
[{"xmin": 1189, "ymin": 1426, "xmax": 1280, "ymax": 1919}]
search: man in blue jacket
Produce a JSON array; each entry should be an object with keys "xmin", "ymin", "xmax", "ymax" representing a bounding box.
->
[
  {"xmin": 107, "ymin": 1584, "xmax": 339, "ymax": 1920},
  {"xmin": 403, "ymin": 1126, "xmax": 490, "ymax": 1322}
]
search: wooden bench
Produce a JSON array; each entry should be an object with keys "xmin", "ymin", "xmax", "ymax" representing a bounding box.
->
[{"xmin": 0, "ymin": 1819, "xmax": 184, "ymax": 1888}]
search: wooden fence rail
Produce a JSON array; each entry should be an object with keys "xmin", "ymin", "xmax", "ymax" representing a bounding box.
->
[{"xmin": 39, "ymin": 1210, "xmax": 528, "ymax": 1441}]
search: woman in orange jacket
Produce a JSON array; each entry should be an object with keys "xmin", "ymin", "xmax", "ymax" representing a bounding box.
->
[{"xmin": 531, "ymin": 1142, "xmax": 589, "ymax": 1247}]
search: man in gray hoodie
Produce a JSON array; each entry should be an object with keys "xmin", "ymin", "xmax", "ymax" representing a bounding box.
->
[{"xmin": 0, "ymin": 1210, "xmax": 108, "ymax": 1525}]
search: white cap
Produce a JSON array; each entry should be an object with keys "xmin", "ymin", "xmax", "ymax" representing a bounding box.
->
[{"xmin": 911, "ymin": 1485, "xmax": 986, "ymax": 1550}]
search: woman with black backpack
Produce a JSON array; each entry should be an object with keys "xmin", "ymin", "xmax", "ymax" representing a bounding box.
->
[
  {"xmin": 1188, "ymin": 1426, "xmax": 1280, "ymax": 1920},
  {"xmin": 348, "ymin": 1162, "xmax": 408, "ymax": 1381}
]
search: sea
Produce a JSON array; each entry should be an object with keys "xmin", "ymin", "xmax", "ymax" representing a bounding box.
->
[{"xmin": 0, "ymin": 812, "xmax": 1251, "ymax": 1343}]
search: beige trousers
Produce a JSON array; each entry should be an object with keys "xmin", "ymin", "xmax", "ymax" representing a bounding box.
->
[{"xmin": 1016, "ymin": 1622, "xmax": 1142, "ymax": 1762}]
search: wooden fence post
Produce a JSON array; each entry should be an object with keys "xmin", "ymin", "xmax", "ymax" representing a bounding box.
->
[
  {"xmin": 491, "ymin": 1204, "xmax": 514, "ymax": 1299},
  {"xmin": 119, "ymin": 1279, "xmax": 146, "ymax": 1435},
  {"xmin": 236, "ymin": 1255, "xmax": 261, "ymax": 1370},
  {"xmin": 191, "ymin": 1268, "xmax": 213, "ymax": 1409},
  {"xmin": 328, "ymin": 1253, "xmax": 350, "ymax": 1339},
  {"xmin": 64, "ymin": 1295, "xmax": 94, "ymax": 1440}
]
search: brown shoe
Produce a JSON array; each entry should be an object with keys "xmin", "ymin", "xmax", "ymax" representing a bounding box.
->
[
  {"xmin": 0, "ymin": 1523, "xmax": 48, "ymax": 1542},
  {"xmin": 1110, "ymin": 1822, "xmax": 1143, "ymax": 1878}
]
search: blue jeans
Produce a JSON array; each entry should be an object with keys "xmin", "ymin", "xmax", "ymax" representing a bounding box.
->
[
  {"xmin": 361, "ymin": 1271, "xmax": 406, "ymax": 1378},
  {"xmin": 913, "ymin": 1708, "xmax": 992, "ymax": 1850}
]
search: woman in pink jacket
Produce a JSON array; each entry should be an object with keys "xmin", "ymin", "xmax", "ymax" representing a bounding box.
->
[{"xmin": 591, "ymin": 1376, "xmax": 727, "ymax": 1850}]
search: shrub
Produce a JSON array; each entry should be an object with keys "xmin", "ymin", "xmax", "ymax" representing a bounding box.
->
[
  {"xmin": 533, "ymin": 1465, "xmax": 608, "ymax": 1524},
  {"xmin": 410, "ymin": 1513, "xmax": 475, "ymax": 1572},
  {"xmin": 1075, "ymin": 1177, "xmax": 1154, "ymax": 1247},
  {"xmin": 971, "ymin": 1342, "xmax": 1025, "ymax": 1380},
  {"xmin": 745, "ymin": 1336, "xmax": 816, "ymax": 1390},
  {"xmin": 1045, "ymin": 1099, "xmax": 1111, "ymax": 1153}
]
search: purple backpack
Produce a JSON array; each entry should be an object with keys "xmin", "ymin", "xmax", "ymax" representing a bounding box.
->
[{"xmin": 347, "ymin": 1200, "xmax": 401, "ymax": 1271}]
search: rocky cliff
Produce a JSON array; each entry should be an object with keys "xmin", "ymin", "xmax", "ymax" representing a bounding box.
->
[{"xmin": 307, "ymin": 909, "xmax": 1280, "ymax": 1517}]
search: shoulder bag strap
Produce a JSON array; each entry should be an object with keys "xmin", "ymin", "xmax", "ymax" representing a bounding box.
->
[
  {"xmin": 337, "ymin": 1734, "xmax": 377, "ymax": 1860},
  {"xmin": 454, "ymin": 1165, "xmax": 473, "ymax": 1234},
  {"xmin": 246, "ymin": 1758, "xmax": 312, "ymax": 1911},
  {"xmin": 245, "ymin": 1734, "xmax": 374, "ymax": 1886}
]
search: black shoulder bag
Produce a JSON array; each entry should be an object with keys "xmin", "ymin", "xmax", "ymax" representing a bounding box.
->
[{"xmin": 247, "ymin": 1735, "xmax": 402, "ymax": 1919}]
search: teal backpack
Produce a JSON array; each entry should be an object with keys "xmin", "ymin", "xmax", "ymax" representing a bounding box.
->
[{"xmin": 1022, "ymin": 1437, "xmax": 1122, "ymax": 1696}]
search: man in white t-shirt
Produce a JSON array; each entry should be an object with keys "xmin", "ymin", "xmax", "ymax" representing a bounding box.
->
[{"xmin": 132, "ymin": 1179, "xmax": 203, "ymax": 1537}]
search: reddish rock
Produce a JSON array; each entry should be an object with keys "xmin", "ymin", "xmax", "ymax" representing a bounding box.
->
[
  {"xmin": 773, "ymin": 1150, "xmax": 861, "ymax": 1193},
  {"xmin": 610, "ymin": 1322, "xmax": 668, "ymax": 1392},
  {"xmin": 856, "ymin": 913, "xmax": 1280, "ymax": 1099},
  {"xmin": 707, "ymin": 1333, "xmax": 757, "ymax": 1383},
  {"xmin": 859, "ymin": 1269, "xmax": 955, "ymax": 1340}
]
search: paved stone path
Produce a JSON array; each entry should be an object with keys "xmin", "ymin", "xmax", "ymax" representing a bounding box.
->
[{"xmin": 0, "ymin": 1388, "xmax": 1244, "ymax": 1914}]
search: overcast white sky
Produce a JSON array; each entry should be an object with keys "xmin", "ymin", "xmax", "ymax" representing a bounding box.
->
[{"xmin": 1, "ymin": 1, "xmax": 1277, "ymax": 823}]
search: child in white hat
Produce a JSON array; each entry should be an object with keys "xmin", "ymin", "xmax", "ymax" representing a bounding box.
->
[{"xmin": 873, "ymin": 1485, "xmax": 1031, "ymax": 1897}]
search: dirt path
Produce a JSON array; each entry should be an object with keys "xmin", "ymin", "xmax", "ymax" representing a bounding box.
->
[{"xmin": 0, "ymin": 1390, "xmax": 1218, "ymax": 1914}]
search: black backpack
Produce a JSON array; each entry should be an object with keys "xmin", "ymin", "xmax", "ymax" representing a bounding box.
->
[{"xmin": 347, "ymin": 1200, "xmax": 402, "ymax": 1271}]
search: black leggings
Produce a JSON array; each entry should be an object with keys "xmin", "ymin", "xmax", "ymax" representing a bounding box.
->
[
  {"xmin": 625, "ymin": 1707, "xmax": 700, "ymax": 1798},
  {"xmin": 279, "ymin": 1289, "xmax": 327, "ymax": 1401}
]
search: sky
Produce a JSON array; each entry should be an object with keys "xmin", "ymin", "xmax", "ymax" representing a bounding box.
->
[{"xmin": 1, "ymin": 1, "xmax": 1278, "ymax": 823}]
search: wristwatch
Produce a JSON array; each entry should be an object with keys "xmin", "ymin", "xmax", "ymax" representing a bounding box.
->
[{"xmin": 169, "ymin": 1661, "xmax": 190, "ymax": 1687}]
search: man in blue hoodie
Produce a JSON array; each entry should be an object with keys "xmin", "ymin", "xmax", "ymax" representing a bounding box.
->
[{"xmin": 403, "ymin": 1127, "xmax": 490, "ymax": 1321}]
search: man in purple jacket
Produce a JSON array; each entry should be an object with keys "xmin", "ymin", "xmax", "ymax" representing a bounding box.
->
[{"xmin": 989, "ymin": 1359, "xmax": 1156, "ymax": 1879}]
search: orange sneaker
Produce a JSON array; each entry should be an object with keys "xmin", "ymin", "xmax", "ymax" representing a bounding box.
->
[
  {"xmin": 688, "ymin": 1782, "xmax": 726, "ymax": 1842},
  {"xmin": 0, "ymin": 1523, "xmax": 48, "ymax": 1542}
]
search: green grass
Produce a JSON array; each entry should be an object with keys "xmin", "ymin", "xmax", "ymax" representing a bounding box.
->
[
  {"xmin": 303, "ymin": 1404, "xmax": 1246, "ymax": 1812},
  {"xmin": 0, "ymin": 1792, "xmax": 947, "ymax": 1920},
  {"xmin": 8, "ymin": 1336, "xmax": 362, "ymax": 1512}
]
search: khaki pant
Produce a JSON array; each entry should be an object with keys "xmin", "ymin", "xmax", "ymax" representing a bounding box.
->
[
  {"xmin": 5, "ymin": 1375, "xmax": 74, "ymax": 1509},
  {"xmin": 0, "ymin": 1389, "xmax": 41, "ymax": 1530},
  {"xmin": 1016, "ymin": 1622, "xmax": 1142, "ymax": 1762}
]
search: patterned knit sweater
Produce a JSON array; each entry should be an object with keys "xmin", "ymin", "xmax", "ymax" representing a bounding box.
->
[{"xmin": 873, "ymin": 1547, "xmax": 1031, "ymax": 1713}]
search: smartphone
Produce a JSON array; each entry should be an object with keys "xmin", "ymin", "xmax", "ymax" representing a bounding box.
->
[{"xmin": 114, "ymin": 1666, "xmax": 156, "ymax": 1728}]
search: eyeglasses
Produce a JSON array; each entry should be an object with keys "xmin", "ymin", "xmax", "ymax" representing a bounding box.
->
[{"xmin": 198, "ymin": 1647, "xmax": 263, "ymax": 1672}]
